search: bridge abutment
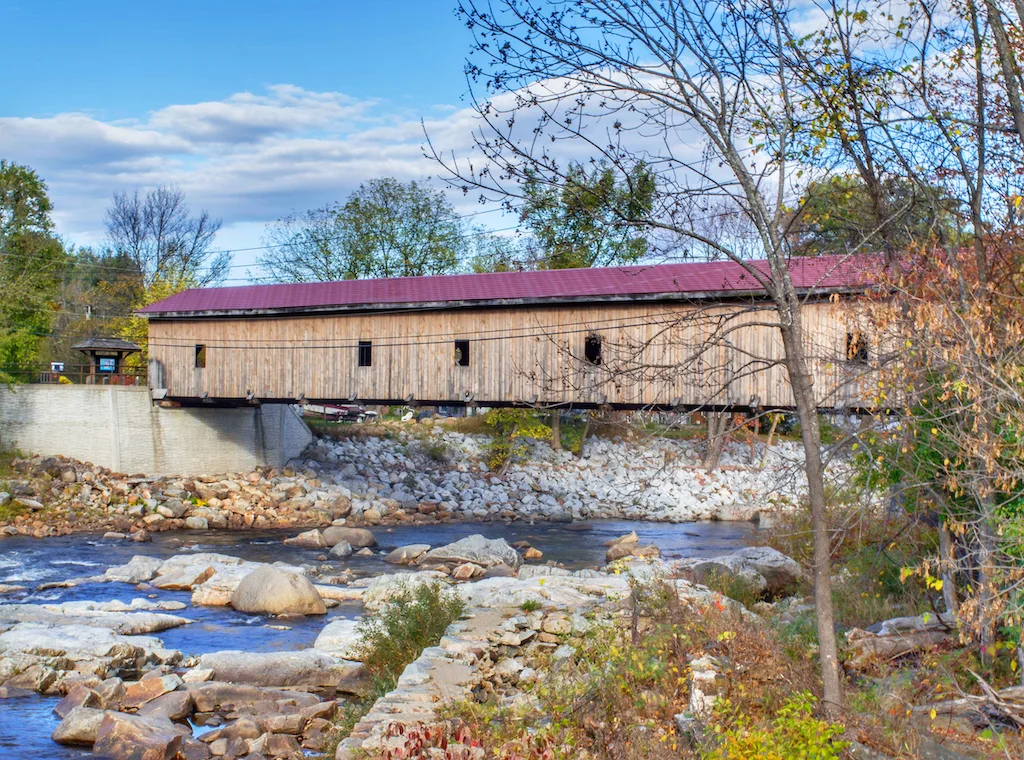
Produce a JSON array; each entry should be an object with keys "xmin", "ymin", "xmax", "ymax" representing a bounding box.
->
[{"xmin": 0, "ymin": 385, "xmax": 312, "ymax": 475}]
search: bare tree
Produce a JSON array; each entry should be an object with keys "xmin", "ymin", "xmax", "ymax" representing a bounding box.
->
[
  {"xmin": 105, "ymin": 186, "xmax": 227, "ymax": 291},
  {"xmin": 432, "ymin": 0, "xmax": 853, "ymax": 709},
  {"xmin": 255, "ymin": 204, "xmax": 354, "ymax": 283}
]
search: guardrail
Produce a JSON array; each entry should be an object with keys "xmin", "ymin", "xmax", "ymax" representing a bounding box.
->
[{"xmin": 0, "ymin": 364, "xmax": 147, "ymax": 386}]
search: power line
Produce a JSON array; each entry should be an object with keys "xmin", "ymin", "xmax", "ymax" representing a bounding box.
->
[{"xmin": 32, "ymin": 306, "xmax": 771, "ymax": 352}]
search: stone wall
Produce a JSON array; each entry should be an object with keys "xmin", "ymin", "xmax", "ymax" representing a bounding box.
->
[{"xmin": 0, "ymin": 385, "xmax": 312, "ymax": 475}]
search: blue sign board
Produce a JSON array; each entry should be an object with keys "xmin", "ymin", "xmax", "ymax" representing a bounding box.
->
[{"xmin": 98, "ymin": 358, "xmax": 116, "ymax": 373}]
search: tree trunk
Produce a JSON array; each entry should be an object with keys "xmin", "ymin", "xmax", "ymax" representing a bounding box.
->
[
  {"xmin": 551, "ymin": 411, "xmax": 562, "ymax": 451},
  {"xmin": 983, "ymin": 0, "xmax": 1024, "ymax": 146},
  {"xmin": 759, "ymin": 413, "xmax": 781, "ymax": 470},
  {"xmin": 938, "ymin": 521, "xmax": 960, "ymax": 618},
  {"xmin": 704, "ymin": 412, "xmax": 728, "ymax": 472},
  {"xmin": 781, "ymin": 324, "xmax": 844, "ymax": 712},
  {"xmin": 576, "ymin": 413, "xmax": 591, "ymax": 458},
  {"xmin": 977, "ymin": 512, "xmax": 998, "ymax": 661}
]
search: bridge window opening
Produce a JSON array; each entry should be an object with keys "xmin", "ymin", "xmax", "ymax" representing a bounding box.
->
[
  {"xmin": 358, "ymin": 340, "xmax": 372, "ymax": 367},
  {"xmin": 846, "ymin": 331, "xmax": 868, "ymax": 364},
  {"xmin": 454, "ymin": 340, "xmax": 470, "ymax": 367},
  {"xmin": 194, "ymin": 344, "xmax": 207, "ymax": 369},
  {"xmin": 584, "ymin": 333, "xmax": 602, "ymax": 366}
]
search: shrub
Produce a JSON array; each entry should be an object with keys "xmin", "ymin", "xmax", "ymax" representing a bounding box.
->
[
  {"xmin": 0, "ymin": 501, "xmax": 26, "ymax": 522},
  {"xmin": 407, "ymin": 428, "xmax": 454, "ymax": 463},
  {"xmin": 707, "ymin": 691, "xmax": 848, "ymax": 760},
  {"xmin": 57, "ymin": 375, "xmax": 73, "ymax": 385},
  {"xmin": 320, "ymin": 583, "xmax": 466, "ymax": 756},
  {"xmin": 484, "ymin": 409, "xmax": 551, "ymax": 471},
  {"xmin": 355, "ymin": 582, "xmax": 465, "ymax": 696}
]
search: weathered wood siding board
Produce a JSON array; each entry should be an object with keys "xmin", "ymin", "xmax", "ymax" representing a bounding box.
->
[{"xmin": 147, "ymin": 299, "xmax": 871, "ymax": 408}]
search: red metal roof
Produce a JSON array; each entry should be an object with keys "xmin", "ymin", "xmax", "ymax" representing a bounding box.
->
[{"xmin": 139, "ymin": 255, "xmax": 875, "ymax": 316}]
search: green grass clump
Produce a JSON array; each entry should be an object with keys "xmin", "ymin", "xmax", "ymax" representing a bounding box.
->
[
  {"xmin": 0, "ymin": 501, "xmax": 26, "ymax": 522},
  {"xmin": 702, "ymin": 568, "xmax": 766, "ymax": 608},
  {"xmin": 356, "ymin": 582, "xmax": 465, "ymax": 693},
  {"xmin": 319, "ymin": 582, "xmax": 465, "ymax": 756}
]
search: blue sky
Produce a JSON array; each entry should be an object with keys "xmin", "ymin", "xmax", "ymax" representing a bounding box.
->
[
  {"xmin": 2, "ymin": 2, "xmax": 468, "ymax": 118},
  {"xmin": 0, "ymin": 1, "xmax": 511, "ymax": 270}
]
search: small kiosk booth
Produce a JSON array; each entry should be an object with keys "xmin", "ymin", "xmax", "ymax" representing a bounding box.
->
[{"xmin": 72, "ymin": 338, "xmax": 141, "ymax": 384}]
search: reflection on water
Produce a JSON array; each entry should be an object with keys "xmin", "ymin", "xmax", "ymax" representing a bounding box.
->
[{"xmin": 0, "ymin": 519, "xmax": 754, "ymax": 758}]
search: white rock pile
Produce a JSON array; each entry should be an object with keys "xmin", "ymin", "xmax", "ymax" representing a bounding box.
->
[{"xmin": 303, "ymin": 429, "xmax": 831, "ymax": 523}]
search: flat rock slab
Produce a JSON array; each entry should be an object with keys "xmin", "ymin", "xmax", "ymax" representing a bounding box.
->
[
  {"xmin": 185, "ymin": 681, "xmax": 321, "ymax": 713},
  {"xmin": 0, "ymin": 604, "xmax": 190, "ymax": 635},
  {"xmin": 197, "ymin": 650, "xmax": 362, "ymax": 689},
  {"xmin": 136, "ymin": 690, "xmax": 195, "ymax": 722},
  {"xmin": 122, "ymin": 674, "xmax": 183, "ymax": 709},
  {"xmin": 384, "ymin": 545, "xmax": 431, "ymax": 565},
  {"xmin": 104, "ymin": 556, "xmax": 164, "ymax": 584},
  {"xmin": 0, "ymin": 622, "xmax": 180, "ymax": 662}
]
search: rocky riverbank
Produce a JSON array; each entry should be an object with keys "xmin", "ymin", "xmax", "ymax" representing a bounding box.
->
[
  {"xmin": 0, "ymin": 523, "xmax": 788, "ymax": 760},
  {"xmin": 0, "ymin": 426, "xmax": 823, "ymax": 539}
]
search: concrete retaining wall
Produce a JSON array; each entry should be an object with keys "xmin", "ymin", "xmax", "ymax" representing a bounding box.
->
[{"xmin": 0, "ymin": 385, "xmax": 312, "ymax": 475}]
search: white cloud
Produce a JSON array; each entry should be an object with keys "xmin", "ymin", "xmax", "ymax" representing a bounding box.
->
[
  {"xmin": 0, "ymin": 85, "xmax": 486, "ymax": 250},
  {"xmin": 0, "ymin": 75, "xmax": 739, "ymax": 261}
]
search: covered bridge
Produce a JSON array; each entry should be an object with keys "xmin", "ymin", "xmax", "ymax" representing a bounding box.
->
[{"xmin": 139, "ymin": 255, "xmax": 876, "ymax": 410}]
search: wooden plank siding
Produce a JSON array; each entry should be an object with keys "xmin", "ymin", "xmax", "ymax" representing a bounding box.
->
[{"xmin": 146, "ymin": 297, "xmax": 873, "ymax": 410}]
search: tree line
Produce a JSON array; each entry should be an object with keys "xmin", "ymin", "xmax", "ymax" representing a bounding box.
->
[{"xmin": 0, "ymin": 153, "xmax": 903, "ymax": 383}]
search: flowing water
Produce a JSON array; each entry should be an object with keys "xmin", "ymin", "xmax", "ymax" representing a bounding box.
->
[{"xmin": 0, "ymin": 519, "xmax": 753, "ymax": 758}]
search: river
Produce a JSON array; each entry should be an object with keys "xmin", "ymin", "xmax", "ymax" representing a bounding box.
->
[{"xmin": 0, "ymin": 519, "xmax": 753, "ymax": 759}]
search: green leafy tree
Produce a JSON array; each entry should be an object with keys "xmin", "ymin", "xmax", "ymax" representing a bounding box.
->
[
  {"xmin": 255, "ymin": 204, "xmax": 353, "ymax": 283},
  {"xmin": 787, "ymin": 174, "xmax": 952, "ymax": 256},
  {"xmin": 520, "ymin": 161, "xmax": 655, "ymax": 270},
  {"xmin": 0, "ymin": 160, "xmax": 68, "ymax": 380},
  {"xmin": 46, "ymin": 247, "xmax": 142, "ymax": 371},
  {"xmin": 257, "ymin": 179, "xmax": 467, "ymax": 282}
]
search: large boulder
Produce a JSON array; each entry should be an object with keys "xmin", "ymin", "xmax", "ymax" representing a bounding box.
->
[
  {"xmin": 104, "ymin": 556, "xmax": 163, "ymax": 584},
  {"xmin": 313, "ymin": 619, "xmax": 364, "ymax": 660},
  {"xmin": 674, "ymin": 556, "xmax": 768, "ymax": 595},
  {"xmin": 283, "ymin": 529, "xmax": 327, "ymax": 548},
  {"xmin": 52, "ymin": 706, "xmax": 105, "ymax": 746},
  {"xmin": 384, "ymin": 544, "xmax": 430, "ymax": 565},
  {"xmin": 92, "ymin": 711, "xmax": 184, "ymax": 760},
  {"xmin": 230, "ymin": 566, "xmax": 326, "ymax": 616},
  {"xmin": 728, "ymin": 547, "xmax": 804, "ymax": 595},
  {"xmin": 674, "ymin": 547, "xmax": 802, "ymax": 597},
  {"xmin": 322, "ymin": 526, "xmax": 376, "ymax": 548},
  {"xmin": 329, "ymin": 541, "xmax": 353, "ymax": 559},
  {"xmin": 359, "ymin": 572, "xmax": 450, "ymax": 611},
  {"xmin": 197, "ymin": 650, "xmax": 362, "ymax": 689},
  {"xmin": 421, "ymin": 535, "xmax": 522, "ymax": 570}
]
